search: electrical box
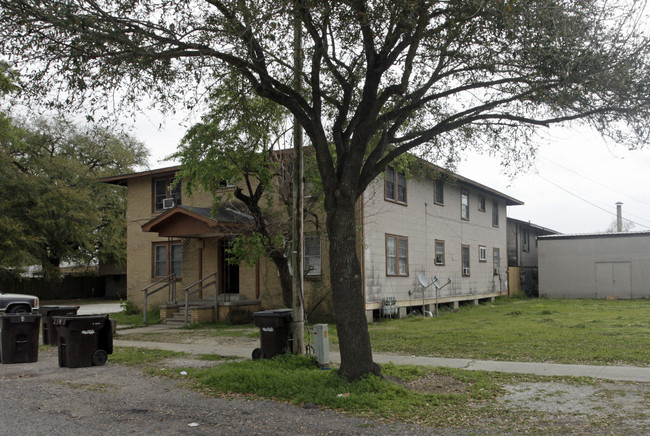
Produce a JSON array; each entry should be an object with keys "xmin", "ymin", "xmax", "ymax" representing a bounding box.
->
[{"xmin": 312, "ymin": 323, "xmax": 330, "ymax": 368}]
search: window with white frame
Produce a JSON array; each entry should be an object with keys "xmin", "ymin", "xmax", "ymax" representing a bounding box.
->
[
  {"xmin": 461, "ymin": 244, "xmax": 470, "ymax": 276},
  {"xmin": 479, "ymin": 245, "xmax": 487, "ymax": 262},
  {"xmin": 435, "ymin": 240, "xmax": 445, "ymax": 265},
  {"xmin": 385, "ymin": 167, "xmax": 407, "ymax": 204},
  {"xmin": 461, "ymin": 189, "xmax": 469, "ymax": 220},
  {"xmin": 153, "ymin": 241, "xmax": 182, "ymax": 277},
  {"xmin": 386, "ymin": 234, "xmax": 408, "ymax": 276}
]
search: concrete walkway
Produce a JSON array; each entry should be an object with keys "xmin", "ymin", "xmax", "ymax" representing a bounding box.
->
[{"xmin": 114, "ymin": 325, "xmax": 650, "ymax": 383}]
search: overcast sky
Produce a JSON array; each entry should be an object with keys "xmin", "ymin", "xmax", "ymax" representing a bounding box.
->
[{"xmin": 133, "ymin": 110, "xmax": 650, "ymax": 236}]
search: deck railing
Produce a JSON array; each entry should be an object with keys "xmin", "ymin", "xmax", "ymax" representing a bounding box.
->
[
  {"xmin": 182, "ymin": 271, "xmax": 218, "ymax": 326},
  {"xmin": 140, "ymin": 274, "xmax": 176, "ymax": 323}
]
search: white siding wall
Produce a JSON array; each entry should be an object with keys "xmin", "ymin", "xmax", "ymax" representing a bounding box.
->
[
  {"xmin": 362, "ymin": 175, "xmax": 508, "ymax": 307},
  {"xmin": 538, "ymin": 234, "xmax": 650, "ymax": 298}
]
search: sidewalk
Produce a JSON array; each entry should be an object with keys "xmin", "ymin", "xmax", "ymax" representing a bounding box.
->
[{"xmin": 114, "ymin": 325, "xmax": 650, "ymax": 383}]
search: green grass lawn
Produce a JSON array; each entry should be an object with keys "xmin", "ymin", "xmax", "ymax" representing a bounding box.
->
[
  {"xmin": 111, "ymin": 297, "xmax": 650, "ymax": 433},
  {"xmin": 365, "ymin": 297, "xmax": 650, "ymax": 366}
]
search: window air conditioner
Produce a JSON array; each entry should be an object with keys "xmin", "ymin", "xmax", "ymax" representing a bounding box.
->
[
  {"xmin": 162, "ymin": 198, "xmax": 175, "ymax": 209},
  {"xmin": 463, "ymin": 267, "xmax": 470, "ymax": 276}
]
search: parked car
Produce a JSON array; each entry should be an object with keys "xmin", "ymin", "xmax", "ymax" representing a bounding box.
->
[{"xmin": 0, "ymin": 292, "xmax": 40, "ymax": 313}]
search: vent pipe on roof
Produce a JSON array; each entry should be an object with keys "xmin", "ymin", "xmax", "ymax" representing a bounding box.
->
[{"xmin": 616, "ymin": 202, "xmax": 623, "ymax": 232}]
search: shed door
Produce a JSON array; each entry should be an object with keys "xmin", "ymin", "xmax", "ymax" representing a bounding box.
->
[{"xmin": 595, "ymin": 262, "xmax": 631, "ymax": 298}]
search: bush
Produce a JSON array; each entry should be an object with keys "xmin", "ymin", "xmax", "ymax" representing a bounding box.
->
[{"xmin": 120, "ymin": 300, "xmax": 141, "ymax": 315}]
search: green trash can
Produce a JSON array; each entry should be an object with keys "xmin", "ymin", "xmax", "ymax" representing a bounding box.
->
[
  {"xmin": 0, "ymin": 314, "xmax": 41, "ymax": 364},
  {"xmin": 53, "ymin": 314, "xmax": 113, "ymax": 368},
  {"xmin": 39, "ymin": 306, "xmax": 79, "ymax": 345},
  {"xmin": 252, "ymin": 309, "xmax": 293, "ymax": 359}
]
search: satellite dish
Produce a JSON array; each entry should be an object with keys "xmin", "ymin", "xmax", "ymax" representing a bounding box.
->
[{"xmin": 417, "ymin": 273, "xmax": 429, "ymax": 288}]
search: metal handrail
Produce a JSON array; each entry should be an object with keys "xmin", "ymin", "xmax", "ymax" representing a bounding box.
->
[
  {"xmin": 141, "ymin": 274, "xmax": 176, "ymax": 323},
  {"xmin": 182, "ymin": 271, "xmax": 219, "ymax": 325}
]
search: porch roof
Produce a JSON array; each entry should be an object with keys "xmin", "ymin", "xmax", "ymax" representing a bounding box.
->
[{"xmin": 141, "ymin": 205, "xmax": 253, "ymax": 238}]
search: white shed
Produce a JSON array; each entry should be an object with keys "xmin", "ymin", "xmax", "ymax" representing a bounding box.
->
[{"xmin": 538, "ymin": 232, "xmax": 650, "ymax": 299}]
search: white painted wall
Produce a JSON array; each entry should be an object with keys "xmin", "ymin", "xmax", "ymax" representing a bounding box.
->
[
  {"xmin": 362, "ymin": 174, "xmax": 509, "ymax": 308},
  {"xmin": 538, "ymin": 233, "xmax": 650, "ymax": 298}
]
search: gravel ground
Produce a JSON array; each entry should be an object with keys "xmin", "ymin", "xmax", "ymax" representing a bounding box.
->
[
  {"xmin": 0, "ymin": 348, "xmax": 454, "ymax": 436},
  {"xmin": 1, "ymin": 343, "xmax": 648, "ymax": 435}
]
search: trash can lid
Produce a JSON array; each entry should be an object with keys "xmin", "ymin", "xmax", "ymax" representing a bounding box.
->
[{"xmin": 252, "ymin": 308, "xmax": 293, "ymax": 317}]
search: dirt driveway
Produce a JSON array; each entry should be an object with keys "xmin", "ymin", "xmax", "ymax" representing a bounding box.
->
[{"xmin": 1, "ymin": 338, "xmax": 648, "ymax": 435}]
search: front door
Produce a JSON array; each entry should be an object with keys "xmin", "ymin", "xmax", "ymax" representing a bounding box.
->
[{"xmin": 221, "ymin": 240, "xmax": 239, "ymax": 295}]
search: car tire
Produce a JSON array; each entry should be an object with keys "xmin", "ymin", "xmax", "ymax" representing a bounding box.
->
[{"xmin": 8, "ymin": 305, "xmax": 30, "ymax": 314}]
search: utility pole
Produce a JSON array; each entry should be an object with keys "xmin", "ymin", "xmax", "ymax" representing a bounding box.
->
[{"xmin": 291, "ymin": 2, "xmax": 305, "ymax": 355}]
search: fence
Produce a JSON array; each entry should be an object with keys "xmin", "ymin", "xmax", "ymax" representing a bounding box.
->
[{"xmin": 0, "ymin": 276, "xmax": 107, "ymax": 300}]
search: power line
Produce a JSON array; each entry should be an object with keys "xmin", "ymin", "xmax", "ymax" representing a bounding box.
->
[
  {"xmin": 538, "ymin": 154, "xmax": 650, "ymax": 209},
  {"xmin": 535, "ymin": 173, "xmax": 650, "ymax": 230}
]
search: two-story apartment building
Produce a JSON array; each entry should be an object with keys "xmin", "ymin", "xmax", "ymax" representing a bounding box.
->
[
  {"xmin": 101, "ymin": 159, "xmax": 522, "ymax": 323},
  {"xmin": 362, "ymin": 167, "xmax": 522, "ymax": 321}
]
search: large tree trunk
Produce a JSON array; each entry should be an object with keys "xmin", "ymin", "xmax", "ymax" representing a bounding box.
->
[
  {"xmin": 269, "ymin": 251, "xmax": 293, "ymax": 308},
  {"xmin": 326, "ymin": 192, "xmax": 381, "ymax": 381}
]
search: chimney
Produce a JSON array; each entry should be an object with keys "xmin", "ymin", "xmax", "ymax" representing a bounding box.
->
[{"xmin": 616, "ymin": 202, "xmax": 623, "ymax": 232}]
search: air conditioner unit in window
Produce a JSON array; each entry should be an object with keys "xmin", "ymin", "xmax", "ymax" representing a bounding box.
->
[
  {"xmin": 463, "ymin": 267, "xmax": 470, "ymax": 276},
  {"xmin": 162, "ymin": 198, "xmax": 175, "ymax": 209}
]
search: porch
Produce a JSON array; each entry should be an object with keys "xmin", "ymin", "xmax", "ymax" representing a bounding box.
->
[{"xmin": 140, "ymin": 205, "xmax": 263, "ymax": 325}]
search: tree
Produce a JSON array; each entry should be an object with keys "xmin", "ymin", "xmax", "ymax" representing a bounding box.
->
[
  {"xmin": 604, "ymin": 218, "xmax": 636, "ymax": 233},
  {"xmin": 174, "ymin": 79, "xmax": 306, "ymax": 309},
  {"xmin": 0, "ymin": 116, "xmax": 149, "ymax": 278},
  {"xmin": 2, "ymin": 0, "xmax": 650, "ymax": 380}
]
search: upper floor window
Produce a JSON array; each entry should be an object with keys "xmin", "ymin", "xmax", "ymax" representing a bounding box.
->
[
  {"xmin": 478, "ymin": 195, "xmax": 486, "ymax": 212},
  {"xmin": 434, "ymin": 179, "xmax": 444, "ymax": 205},
  {"xmin": 153, "ymin": 176, "xmax": 182, "ymax": 212},
  {"xmin": 461, "ymin": 244, "xmax": 470, "ymax": 276},
  {"xmin": 386, "ymin": 234, "xmax": 409, "ymax": 276},
  {"xmin": 492, "ymin": 200, "xmax": 499, "ymax": 227},
  {"xmin": 435, "ymin": 240, "xmax": 445, "ymax": 265},
  {"xmin": 385, "ymin": 167, "xmax": 407, "ymax": 205},
  {"xmin": 460, "ymin": 189, "xmax": 470, "ymax": 220},
  {"xmin": 153, "ymin": 241, "xmax": 182, "ymax": 278}
]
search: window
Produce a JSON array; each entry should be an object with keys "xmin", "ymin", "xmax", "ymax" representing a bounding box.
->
[
  {"xmin": 284, "ymin": 236, "xmax": 322, "ymax": 277},
  {"xmin": 478, "ymin": 195, "xmax": 486, "ymax": 212},
  {"xmin": 153, "ymin": 176, "xmax": 182, "ymax": 212},
  {"xmin": 460, "ymin": 189, "xmax": 469, "ymax": 220},
  {"xmin": 479, "ymin": 245, "xmax": 487, "ymax": 262},
  {"xmin": 153, "ymin": 241, "xmax": 182, "ymax": 277},
  {"xmin": 386, "ymin": 234, "xmax": 408, "ymax": 276},
  {"xmin": 304, "ymin": 236, "xmax": 322, "ymax": 276},
  {"xmin": 434, "ymin": 240, "xmax": 445, "ymax": 265},
  {"xmin": 218, "ymin": 179, "xmax": 235, "ymax": 188},
  {"xmin": 492, "ymin": 200, "xmax": 499, "ymax": 227},
  {"xmin": 434, "ymin": 179, "xmax": 444, "ymax": 205},
  {"xmin": 461, "ymin": 245, "xmax": 470, "ymax": 276},
  {"xmin": 493, "ymin": 248, "xmax": 501, "ymax": 276},
  {"xmin": 522, "ymin": 229, "xmax": 530, "ymax": 252},
  {"xmin": 385, "ymin": 167, "xmax": 407, "ymax": 204}
]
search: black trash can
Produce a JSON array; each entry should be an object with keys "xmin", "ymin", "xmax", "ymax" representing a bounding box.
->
[
  {"xmin": 53, "ymin": 314, "xmax": 113, "ymax": 368},
  {"xmin": 39, "ymin": 306, "xmax": 80, "ymax": 345},
  {"xmin": 0, "ymin": 314, "xmax": 41, "ymax": 364},
  {"xmin": 252, "ymin": 309, "xmax": 293, "ymax": 359}
]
